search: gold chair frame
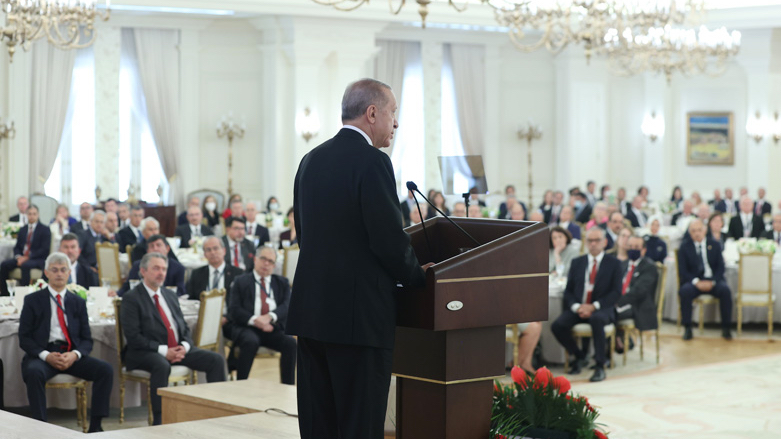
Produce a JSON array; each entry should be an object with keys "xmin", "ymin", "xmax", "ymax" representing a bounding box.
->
[
  {"xmin": 737, "ymin": 252, "xmax": 774, "ymax": 338},
  {"xmin": 96, "ymin": 242, "xmax": 122, "ymax": 289},
  {"xmin": 46, "ymin": 375, "xmax": 88, "ymax": 433},
  {"xmin": 563, "ymin": 324, "xmax": 616, "ymax": 370},
  {"xmin": 282, "ymin": 244, "xmax": 300, "ymax": 282},
  {"xmin": 675, "ymin": 249, "xmax": 720, "ymax": 335},
  {"xmin": 616, "ymin": 262, "xmax": 667, "ymax": 365}
]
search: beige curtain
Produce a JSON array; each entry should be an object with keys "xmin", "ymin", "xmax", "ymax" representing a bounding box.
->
[
  {"xmin": 374, "ymin": 40, "xmax": 421, "ymax": 157},
  {"xmin": 449, "ymin": 43, "xmax": 485, "ymax": 156}
]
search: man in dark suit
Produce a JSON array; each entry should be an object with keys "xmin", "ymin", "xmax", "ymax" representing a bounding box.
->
[
  {"xmin": 229, "ymin": 246, "xmax": 296, "ymax": 382},
  {"xmin": 289, "ymin": 79, "xmax": 428, "ymax": 439},
  {"xmin": 614, "ymin": 235, "xmax": 659, "ymax": 353},
  {"xmin": 678, "ymin": 219, "xmax": 733, "ymax": 340},
  {"xmin": 497, "ymin": 185, "xmax": 516, "ymax": 219},
  {"xmin": 709, "ymin": 189, "xmax": 723, "ymax": 210},
  {"xmin": 75, "ymin": 210, "xmax": 110, "ymax": 269},
  {"xmin": 671, "ymin": 200, "xmax": 695, "ymax": 227},
  {"xmin": 8, "ymin": 196, "xmax": 29, "ymax": 223},
  {"xmin": 177, "ymin": 196, "xmax": 201, "ymax": 226},
  {"xmin": 761, "ymin": 214, "xmax": 781, "ymax": 244},
  {"xmin": 717, "ymin": 188, "xmax": 737, "ymax": 215},
  {"xmin": 573, "ymin": 192, "xmax": 592, "ymax": 224},
  {"xmin": 754, "ymin": 187, "xmax": 772, "ymax": 217},
  {"xmin": 187, "ymin": 236, "xmax": 243, "ymax": 301},
  {"xmin": 175, "ymin": 206, "xmax": 213, "ymax": 249},
  {"xmin": 547, "ymin": 191, "xmax": 564, "ymax": 224},
  {"xmin": 244, "ymin": 202, "xmax": 270, "ymax": 245},
  {"xmin": 19, "ymin": 252, "xmax": 113, "ymax": 432},
  {"xmin": 223, "ymin": 216, "xmax": 255, "ymax": 272},
  {"xmin": 558, "ymin": 206, "xmax": 581, "ymax": 240},
  {"xmin": 728, "ymin": 197, "xmax": 766, "ymax": 240},
  {"xmin": 130, "ymin": 218, "xmax": 180, "ymax": 264},
  {"xmin": 625, "ymin": 196, "xmax": 647, "ymax": 228},
  {"xmin": 600, "ymin": 212, "xmax": 624, "ymax": 251},
  {"xmin": 552, "ymin": 227, "xmax": 622, "ymax": 382},
  {"xmin": 118, "ymin": 235, "xmax": 186, "ymax": 296},
  {"xmin": 119, "ymin": 252, "xmax": 226, "ymax": 425},
  {"xmin": 55, "ymin": 234, "xmax": 99, "ymax": 288},
  {"xmin": 1, "ymin": 205, "xmax": 51, "ymax": 295},
  {"xmin": 70, "ymin": 202, "xmax": 93, "ymax": 234},
  {"xmin": 399, "ymin": 190, "xmax": 416, "ymax": 227},
  {"xmin": 117, "ymin": 206, "xmax": 145, "ymax": 253}
]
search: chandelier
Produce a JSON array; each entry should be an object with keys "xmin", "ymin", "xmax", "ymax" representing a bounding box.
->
[
  {"xmin": 0, "ymin": 0, "xmax": 111, "ymax": 62},
  {"xmin": 309, "ymin": 0, "xmax": 475, "ymax": 27}
]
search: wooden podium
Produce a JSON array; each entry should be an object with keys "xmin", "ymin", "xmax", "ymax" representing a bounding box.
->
[{"xmin": 394, "ymin": 217, "xmax": 549, "ymax": 439}]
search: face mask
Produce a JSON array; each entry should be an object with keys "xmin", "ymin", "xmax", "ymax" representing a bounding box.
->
[
  {"xmin": 270, "ymin": 202, "xmax": 280, "ymax": 211},
  {"xmin": 205, "ymin": 202, "xmax": 217, "ymax": 211},
  {"xmin": 574, "ymin": 200, "xmax": 583, "ymax": 209},
  {"xmin": 627, "ymin": 249, "xmax": 642, "ymax": 261},
  {"xmin": 603, "ymin": 191, "xmax": 612, "ymax": 198}
]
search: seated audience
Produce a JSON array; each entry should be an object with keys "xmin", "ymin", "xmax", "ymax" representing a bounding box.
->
[
  {"xmin": 709, "ymin": 189, "xmax": 722, "ymax": 210},
  {"xmin": 119, "ymin": 235, "xmax": 186, "ymax": 297},
  {"xmin": 49, "ymin": 204, "xmax": 75, "ymax": 243},
  {"xmin": 265, "ymin": 196, "xmax": 282, "ymax": 216},
  {"xmin": 451, "ymin": 201, "xmax": 467, "ymax": 218},
  {"xmin": 54, "ymin": 234, "xmax": 99, "ymax": 288},
  {"xmin": 678, "ymin": 220, "xmax": 732, "ymax": 341},
  {"xmin": 467, "ymin": 204, "xmax": 481, "ymax": 219},
  {"xmin": 77, "ymin": 210, "xmax": 109, "ymax": 268},
  {"xmin": 177, "ymin": 197, "xmax": 201, "ymax": 226},
  {"xmin": 118, "ymin": 206, "xmax": 145, "ymax": 253},
  {"xmin": 614, "ymin": 235, "xmax": 659, "ymax": 353},
  {"xmin": 119, "ymin": 252, "xmax": 226, "ymax": 425},
  {"xmin": 202, "ymin": 195, "xmax": 221, "ymax": 229},
  {"xmin": 498, "ymin": 185, "xmax": 516, "ymax": 219},
  {"xmin": 761, "ymin": 213, "xmax": 781, "ymax": 244},
  {"xmin": 558, "ymin": 205, "xmax": 581, "ymax": 240},
  {"xmin": 549, "ymin": 226, "xmax": 578, "ymax": 278},
  {"xmin": 670, "ymin": 186, "xmax": 683, "ymax": 209},
  {"xmin": 512, "ymin": 322, "xmax": 542, "ymax": 374},
  {"xmin": 607, "ymin": 227, "xmax": 632, "ymax": 262},
  {"xmin": 18, "ymin": 252, "xmax": 113, "ymax": 432},
  {"xmin": 754, "ymin": 187, "xmax": 771, "ymax": 216},
  {"xmin": 707, "ymin": 212, "xmax": 727, "ymax": 247},
  {"xmin": 71, "ymin": 202, "xmax": 93, "ymax": 234},
  {"xmin": 585, "ymin": 202, "xmax": 608, "ymax": 230},
  {"xmin": 599, "ymin": 184, "xmax": 611, "ymax": 202},
  {"xmin": 104, "ymin": 212, "xmax": 119, "ymax": 244},
  {"xmin": 222, "ymin": 194, "xmax": 243, "ymax": 219},
  {"xmin": 228, "ymin": 246, "xmax": 296, "ymax": 383},
  {"xmin": 539, "ymin": 190, "xmax": 553, "ymax": 219},
  {"xmin": 528, "ymin": 211, "xmax": 544, "ymax": 222},
  {"xmin": 625, "ymin": 196, "xmax": 647, "ymax": 228},
  {"xmin": 9, "ymin": 196, "xmax": 29, "ymax": 224},
  {"xmin": 643, "ymin": 216, "xmax": 668, "ymax": 263},
  {"xmin": 410, "ymin": 204, "xmax": 428, "ymax": 224},
  {"xmin": 509, "ymin": 203, "xmax": 526, "ymax": 221},
  {"xmin": 175, "ymin": 206, "xmax": 214, "ymax": 249},
  {"xmin": 601, "ymin": 212, "xmax": 624, "ymax": 250},
  {"xmin": 470, "ymin": 189, "xmax": 486, "ymax": 208},
  {"xmin": 130, "ymin": 218, "xmax": 171, "ymax": 263},
  {"xmin": 279, "ymin": 208, "xmax": 298, "ymax": 246},
  {"xmin": 222, "ymin": 217, "xmax": 256, "ymax": 272},
  {"xmin": 637, "ymin": 185, "xmax": 650, "ymax": 203},
  {"xmin": 102, "ymin": 198, "xmax": 118, "ymax": 214},
  {"xmin": 727, "ymin": 196, "xmax": 765, "ymax": 240},
  {"xmin": 1, "ymin": 205, "xmax": 51, "ymax": 295},
  {"xmin": 426, "ymin": 191, "xmax": 450, "ymax": 220},
  {"xmin": 573, "ymin": 192, "xmax": 592, "ymax": 224},
  {"xmin": 117, "ymin": 203, "xmax": 130, "ymax": 229},
  {"xmin": 552, "ymin": 227, "xmax": 622, "ymax": 382},
  {"xmin": 690, "ymin": 191, "xmax": 703, "ymax": 208},
  {"xmin": 671, "ymin": 200, "xmax": 695, "ymax": 229},
  {"xmin": 584, "ymin": 180, "xmax": 597, "ymax": 206},
  {"xmin": 244, "ymin": 202, "xmax": 270, "ymax": 245},
  {"xmin": 616, "ymin": 187, "xmax": 629, "ymax": 216},
  {"xmin": 720, "ymin": 187, "xmax": 738, "ymax": 215},
  {"xmin": 399, "ymin": 190, "xmax": 415, "ymax": 227},
  {"xmin": 547, "ymin": 191, "xmax": 564, "ymax": 224}
]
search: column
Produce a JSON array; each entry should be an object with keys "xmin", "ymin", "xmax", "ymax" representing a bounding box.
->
[
  {"xmin": 179, "ymin": 28, "xmax": 201, "ymax": 207},
  {"xmin": 94, "ymin": 25, "xmax": 121, "ymax": 200},
  {"xmin": 421, "ymin": 40, "xmax": 443, "ymax": 192}
]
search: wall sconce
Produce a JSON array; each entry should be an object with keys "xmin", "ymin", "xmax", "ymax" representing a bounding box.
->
[
  {"xmin": 746, "ymin": 111, "xmax": 765, "ymax": 143},
  {"xmin": 641, "ymin": 111, "xmax": 664, "ymax": 141},
  {"xmin": 0, "ymin": 117, "xmax": 15, "ymax": 140},
  {"xmin": 296, "ymin": 107, "xmax": 320, "ymax": 142},
  {"xmin": 772, "ymin": 112, "xmax": 781, "ymax": 144}
]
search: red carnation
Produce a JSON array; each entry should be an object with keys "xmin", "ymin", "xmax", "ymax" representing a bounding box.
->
[
  {"xmin": 494, "ymin": 382, "xmax": 500, "ymax": 393},
  {"xmin": 533, "ymin": 366, "xmax": 553, "ymax": 390},
  {"xmin": 511, "ymin": 366, "xmax": 528, "ymax": 388},
  {"xmin": 495, "ymin": 435, "xmax": 508, "ymax": 439},
  {"xmin": 552, "ymin": 376, "xmax": 571, "ymax": 395},
  {"xmin": 593, "ymin": 429, "xmax": 608, "ymax": 439}
]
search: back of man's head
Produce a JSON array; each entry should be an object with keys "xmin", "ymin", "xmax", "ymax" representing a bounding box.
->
[{"xmin": 341, "ymin": 78, "xmax": 391, "ymax": 122}]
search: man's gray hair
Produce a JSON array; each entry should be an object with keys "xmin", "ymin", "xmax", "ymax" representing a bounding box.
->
[
  {"xmin": 140, "ymin": 252, "xmax": 168, "ymax": 270},
  {"xmin": 90, "ymin": 210, "xmax": 106, "ymax": 221},
  {"xmin": 586, "ymin": 227, "xmax": 606, "ymax": 240},
  {"xmin": 140, "ymin": 217, "xmax": 159, "ymax": 232},
  {"xmin": 203, "ymin": 235, "xmax": 224, "ymax": 249},
  {"xmin": 45, "ymin": 252, "xmax": 71, "ymax": 270},
  {"xmin": 130, "ymin": 205, "xmax": 144, "ymax": 213},
  {"xmin": 341, "ymin": 78, "xmax": 391, "ymax": 122}
]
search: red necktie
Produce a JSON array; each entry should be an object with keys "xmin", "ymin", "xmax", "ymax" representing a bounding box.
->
[
  {"xmin": 153, "ymin": 294, "xmax": 178, "ymax": 348},
  {"xmin": 233, "ymin": 243, "xmax": 240, "ymax": 268},
  {"xmin": 258, "ymin": 277, "xmax": 269, "ymax": 316},
  {"xmin": 586, "ymin": 259, "xmax": 597, "ymax": 303},
  {"xmin": 56, "ymin": 295, "xmax": 72, "ymax": 351},
  {"xmin": 621, "ymin": 263, "xmax": 635, "ymax": 295},
  {"xmin": 24, "ymin": 225, "xmax": 33, "ymax": 256}
]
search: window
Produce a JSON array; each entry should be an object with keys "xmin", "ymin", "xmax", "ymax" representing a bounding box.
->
[{"xmin": 391, "ymin": 57, "xmax": 425, "ymax": 198}]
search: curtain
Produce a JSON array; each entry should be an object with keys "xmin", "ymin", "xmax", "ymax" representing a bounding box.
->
[
  {"xmin": 132, "ymin": 28, "xmax": 182, "ymax": 207},
  {"xmin": 449, "ymin": 43, "xmax": 485, "ymax": 157},
  {"xmin": 374, "ymin": 40, "xmax": 421, "ymax": 157},
  {"xmin": 29, "ymin": 41, "xmax": 77, "ymax": 194}
]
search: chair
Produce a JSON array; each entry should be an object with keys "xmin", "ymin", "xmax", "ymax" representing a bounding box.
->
[
  {"xmin": 113, "ymin": 299, "xmax": 192, "ymax": 425},
  {"xmin": 736, "ymin": 252, "xmax": 774, "ymax": 338},
  {"xmin": 9, "ymin": 268, "xmax": 43, "ymax": 287},
  {"xmin": 616, "ymin": 262, "xmax": 667, "ymax": 365},
  {"xmin": 191, "ymin": 289, "xmax": 226, "ymax": 384},
  {"xmin": 674, "ymin": 249, "xmax": 719, "ymax": 335},
  {"xmin": 96, "ymin": 242, "xmax": 122, "ymax": 289},
  {"xmin": 505, "ymin": 324, "xmax": 520, "ymax": 367},
  {"xmin": 45, "ymin": 374, "xmax": 88, "ymax": 433},
  {"xmin": 126, "ymin": 245, "xmax": 135, "ymax": 263},
  {"xmin": 186, "ymin": 189, "xmax": 226, "ymax": 213},
  {"xmin": 563, "ymin": 323, "xmax": 616, "ymax": 370},
  {"xmin": 30, "ymin": 194, "xmax": 59, "ymax": 225},
  {"xmin": 283, "ymin": 244, "xmax": 300, "ymax": 282}
]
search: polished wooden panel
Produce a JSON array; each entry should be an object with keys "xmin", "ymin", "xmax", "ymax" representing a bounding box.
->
[{"xmin": 141, "ymin": 205, "xmax": 176, "ymax": 237}]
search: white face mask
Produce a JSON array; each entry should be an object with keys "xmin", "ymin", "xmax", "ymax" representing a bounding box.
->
[
  {"xmin": 269, "ymin": 202, "xmax": 280, "ymax": 211},
  {"xmin": 205, "ymin": 202, "xmax": 217, "ymax": 212}
]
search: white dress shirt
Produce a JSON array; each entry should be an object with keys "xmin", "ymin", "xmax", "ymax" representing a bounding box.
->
[
  {"xmin": 342, "ymin": 125, "xmax": 372, "ymax": 146},
  {"xmin": 39, "ymin": 287, "xmax": 82, "ymax": 361},
  {"xmin": 571, "ymin": 252, "xmax": 605, "ymax": 313},
  {"xmin": 190, "ymin": 224, "xmax": 202, "ymax": 238},
  {"xmin": 144, "ymin": 284, "xmax": 190, "ymax": 356},
  {"xmin": 691, "ymin": 240, "xmax": 713, "ymax": 284},
  {"xmin": 741, "ymin": 213, "xmax": 754, "ymax": 237},
  {"xmin": 249, "ymin": 272, "xmax": 278, "ymax": 326},
  {"xmin": 18, "ymin": 213, "xmax": 28, "ymax": 225},
  {"xmin": 69, "ymin": 261, "xmax": 79, "ymax": 285}
]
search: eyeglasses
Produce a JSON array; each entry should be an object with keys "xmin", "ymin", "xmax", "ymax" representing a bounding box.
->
[
  {"xmin": 259, "ymin": 256, "xmax": 276, "ymax": 264},
  {"xmin": 586, "ymin": 238, "xmax": 602, "ymax": 243}
]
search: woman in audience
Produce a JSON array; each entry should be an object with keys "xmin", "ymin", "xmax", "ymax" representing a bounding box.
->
[
  {"xmin": 585, "ymin": 202, "xmax": 608, "ymax": 230},
  {"xmin": 707, "ymin": 212, "xmax": 727, "ymax": 247},
  {"xmin": 49, "ymin": 204, "xmax": 75, "ymax": 242},
  {"xmin": 638, "ymin": 185, "xmax": 650, "ymax": 204},
  {"xmin": 202, "ymin": 195, "xmax": 221, "ymax": 228},
  {"xmin": 549, "ymin": 226, "xmax": 578, "ymax": 278},
  {"xmin": 222, "ymin": 194, "xmax": 243, "ymax": 219},
  {"xmin": 690, "ymin": 191, "xmax": 703, "ymax": 209},
  {"xmin": 426, "ymin": 191, "xmax": 450, "ymax": 219},
  {"xmin": 265, "ymin": 196, "xmax": 282, "ymax": 215},
  {"xmin": 643, "ymin": 216, "xmax": 668, "ymax": 263},
  {"xmin": 539, "ymin": 190, "xmax": 553, "ymax": 211},
  {"xmin": 670, "ymin": 186, "xmax": 684, "ymax": 208},
  {"xmin": 279, "ymin": 207, "xmax": 297, "ymax": 248},
  {"xmin": 608, "ymin": 226, "xmax": 633, "ymax": 261},
  {"xmin": 599, "ymin": 185, "xmax": 612, "ymax": 202},
  {"xmin": 512, "ymin": 321, "xmax": 542, "ymax": 375}
]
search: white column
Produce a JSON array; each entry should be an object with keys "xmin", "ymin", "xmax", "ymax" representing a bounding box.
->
[
  {"xmin": 483, "ymin": 45, "xmax": 501, "ymax": 195},
  {"xmin": 178, "ymin": 28, "xmax": 201, "ymax": 206},
  {"xmin": 7, "ymin": 49, "xmax": 32, "ymax": 204},
  {"xmin": 421, "ymin": 40, "xmax": 442, "ymax": 192},
  {"xmin": 94, "ymin": 26, "xmax": 121, "ymax": 200}
]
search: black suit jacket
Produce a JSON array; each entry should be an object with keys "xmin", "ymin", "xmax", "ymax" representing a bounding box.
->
[
  {"xmin": 19, "ymin": 289, "xmax": 93, "ymax": 358},
  {"xmin": 71, "ymin": 220, "xmax": 89, "ymax": 235},
  {"xmin": 600, "ymin": 224, "xmax": 616, "ymax": 250},
  {"xmin": 119, "ymin": 284, "xmax": 192, "ymax": 366},
  {"xmin": 289, "ymin": 128, "xmax": 426, "ymax": 349},
  {"xmin": 671, "ymin": 212, "xmax": 694, "ymax": 226},
  {"xmin": 575, "ymin": 204, "xmax": 592, "ymax": 224},
  {"xmin": 118, "ymin": 259, "xmax": 187, "ymax": 297},
  {"xmin": 174, "ymin": 224, "xmax": 214, "ymax": 249},
  {"xmin": 677, "ymin": 238, "xmax": 725, "ymax": 285},
  {"xmin": 727, "ymin": 214, "xmax": 765, "ymax": 240},
  {"xmin": 761, "ymin": 229, "xmax": 781, "ymax": 242},
  {"xmin": 9, "ymin": 213, "xmax": 22, "ymax": 222},
  {"xmin": 229, "ymin": 273, "xmax": 291, "ymax": 332},
  {"xmin": 75, "ymin": 228, "xmax": 101, "ymax": 268},
  {"xmin": 246, "ymin": 224, "xmax": 270, "ymax": 246},
  {"xmin": 13, "ymin": 223, "xmax": 51, "ymax": 262},
  {"xmin": 617, "ymin": 257, "xmax": 659, "ymax": 331},
  {"xmin": 117, "ymin": 226, "xmax": 142, "ymax": 253},
  {"xmin": 222, "ymin": 236, "xmax": 256, "ymax": 272},
  {"xmin": 563, "ymin": 253, "xmax": 622, "ymax": 312},
  {"xmin": 755, "ymin": 201, "xmax": 772, "ymax": 216},
  {"xmin": 186, "ymin": 264, "xmax": 244, "ymax": 301},
  {"xmin": 625, "ymin": 208, "xmax": 647, "ymax": 228}
]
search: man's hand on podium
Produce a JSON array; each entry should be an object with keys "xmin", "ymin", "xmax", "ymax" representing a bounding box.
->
[{"xmin": 422, "ymin": 262, "xmax": 435, "ymax": 271}]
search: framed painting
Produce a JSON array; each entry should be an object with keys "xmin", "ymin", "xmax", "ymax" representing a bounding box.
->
[{"xmin": 686, "ymin": 112, "xmax": 734, "ymax": 166}]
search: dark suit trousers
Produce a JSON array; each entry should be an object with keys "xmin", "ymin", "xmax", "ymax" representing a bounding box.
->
[
  {"xmin": 552, "ymin": 308, "xmax": 613, "ymax": 366},
  {"xmin": 1, "ymin": 258, "xmax": 45, "ymax": 295},
  {"xmin": 21, "ymin": 355, "xmax": 113, "ymax": 421},
  {"xmin": 297, "ymin": 337, "xmax": 392, "ymax": 439},
  {"xmin": 234, "ymin": 326, "xmax": 296, "ymax": 383},
  {"xmin": 127, "ymin": 347, "xmax": 226, "ymax": 420},
  {"xmin": 679, "ymin": 281, "xmax": 732, "ymax": 328}
]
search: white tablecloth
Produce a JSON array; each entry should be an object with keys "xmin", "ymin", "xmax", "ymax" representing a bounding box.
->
[{"xmin": 0, "ymin": 237, "xmax": 16, "ymax": 261}]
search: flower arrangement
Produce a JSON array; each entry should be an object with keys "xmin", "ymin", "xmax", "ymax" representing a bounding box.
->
[
  {"xmin": 190, "ymin": 236, "xmax": 204, "ymax": 253},
  {"xmin": 737, "ymin": 238, "xmax": 776, "ymax": 255},
  {"xmin": 32, "ymin": 279, "xmax": 88, "ymax": 301},
  {"xmin": 658, "ymin": 201, "xmax": 678, "ymax": 215},
  {"xmin": 491, "ymin": 366, "xmax": 608, "ymax": 439},
  {"xmin": 2, "ymin": 222, "xmax": 22, "ymax": 238}
]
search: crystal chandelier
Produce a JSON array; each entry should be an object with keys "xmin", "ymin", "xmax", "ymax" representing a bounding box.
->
[
  {"xmin": 309, "ymin": 0, "xmax": 474, "ymax": 28},
  {"xmin": 0, "ymin": 0, "xmax": 111, "ymax": 62}
]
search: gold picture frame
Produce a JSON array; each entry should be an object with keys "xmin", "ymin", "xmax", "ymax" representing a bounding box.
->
[{"xmin": 686, "ymin": 112, "xmax": 734, "ymax": 166}]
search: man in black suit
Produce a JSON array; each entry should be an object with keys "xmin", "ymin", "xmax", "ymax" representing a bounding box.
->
[
  {"xmin": 614, "ymin": 235, "xmax": 659, "ymax": 353},
  {"xmin": 244, "ymin": 202, "xmax": 270, "ymax": 245},
  {"xmin": 175, "ymin": 206, "xmax": 213, "ymax": 249},
  {"xmin": 709, "ymin": 189, "xmax": 723, "ymax": 210},
  {"xmin": 552, "ymin": 227, "xmax": 622, "ymax": 382},
  {"xmin": 289, "ymin": 79, "xmax": 428, "ymax": 439},
  {"xmin": 497, "ymin": 185, "xmax": 516, "ymax": 219},
  {"xmin": 8, "ymin": 196, "xmax": 29, "ymax": 223},
  {"xmin": 119, "ymin": 252, "xmax": 226, "ymax": 425},
  {"xmin": 76, "ymin": 210, "xmax": 109, "ymax": 269},
  {"xmin": 600, "ymin": 212, "xmax": 624, "ymax": 250},
  {"xmin": 187, "ymin": 236, "xmax": 243, "ymax": 301},
  {"xmin": 19, "ymin": 252, "xmax": 113, "ymax": 432},
  {"xmin": 761, "ymin": 214, "xmax": 781, "ymax": 244},
  {"xmin": 754, "ymin": 187, "xmax": 772, "ymax": 217},
  {"xmin": 1, "ymin": 205, "xmax": 51, "ymax": 295},
  {"xmin": 573, "ymin": 192, "xmax": 592, "ymax": 224},
  {"xmin": 177, "ymin": 196, "xmax": 201, "ymax": 226},
  {"xmin": 56, "ymin": 234, "xmax": 99, "ymax": 288},
  {"xmin": 223, "ymin": 216, "xmax": 255, "ymax": 272},
  {"xmin": 671, "ymin": 200, "xmax": 695, "ymax": 227},
  {"xmin": 547, "ymin": 191, "xmax": 564, "ymax": 224},
  {"xmin": 130, "ymin": 218, "xmax": 170, "ymax": 263},
  {"xmin": 728, "ymin": 197, "xmax": 765, "ymax": 240},
  {"xmin": 117, "ymin": 203, "xmax": 131, "ymax": 229},
  {"xmin": 229, "ymin": 246, "xmax": 296, "ymax": 382},
  {"xmin": 118, "ymin": 235, "xmax": 186, "ymax": 297},
  {"xmin": 678, "ymin": 219, "xmax": 733, "ymax": 340},
  {"xmin": 71, "ymin": 202, "xmax": 93, "ymax": 234},
  {"xmin": 717, "ymin": 188, "xmax": 737, "ymax": 215},
  {"xmin": 117, "ymin": 206, "xmax": 145, "ymax": 253},
  {"xmin": 625, "ymin": 196, "xmax": 647, "ymax": 228}
]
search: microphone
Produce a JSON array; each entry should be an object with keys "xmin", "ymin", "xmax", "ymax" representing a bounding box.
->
[{"xmin": 406, "ymin": 181, "xmax": 481, "ymax": 248}]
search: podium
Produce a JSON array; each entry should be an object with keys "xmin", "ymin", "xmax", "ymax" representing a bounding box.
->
[{"xmin": 394, "ymin": 217, "xmax": 549, "ymax": 439}]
